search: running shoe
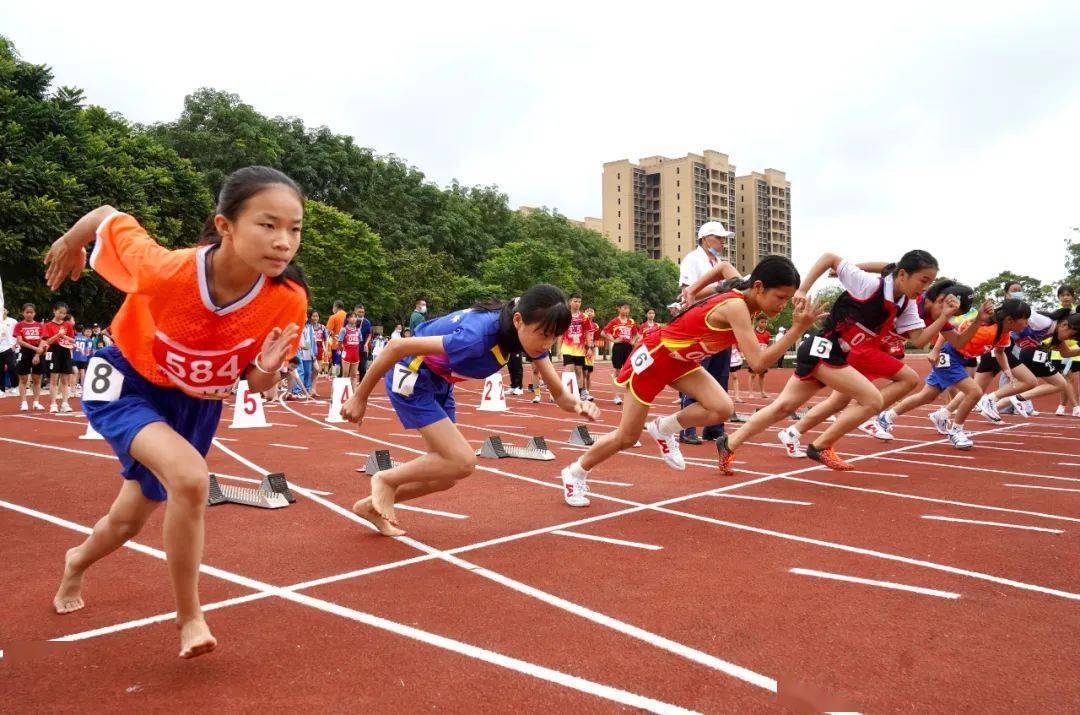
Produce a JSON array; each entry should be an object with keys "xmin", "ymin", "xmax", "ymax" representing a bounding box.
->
[
  {"xmin": 32, "ymin": 401, "xmax": 45, "ymax": 410},
  {"xmin": 1023, "ymin": 399, "xmax": 1038, "ymax": 416},
  {"xmin": 948, "ymin": 425, "xmax": 973, "ymax": 450},
  {"xmin": 777, "ymin": 426, "xmax": 806, "ymax": 458},
  {"xmin": 49, "ymin": 403, "xmax": 58, "ymax": 413},
  {"xmin": 806, "ymin": 443, "xmax": 854, "ymax": 471},
  {"xmin": 560, "ymin": 466, "xmax": 590, "ymax": 507},
  {"xmin": 532, "ymin": 395, "xmax": 541, "ymax": 404},
  {"xmin": 580, "ymin": 389, "xmax": 593, "ymax": 402},
  {"xmin": 614, "ymin": 396, "xmax": 623, "ymax": 406},
  {"xmin": 977, "ymin": 395, "xmax": 1002, "ymax": 423},
  {"xmin": 858, "ymin": 418, "xmax": 893, "ymax": 441},
  {"xmin": 1056, "ymin": 405, "xmax": 1066, "ymax": 415},
  {"xmin": 928, "ymin": 407, "xmax": 952, "ymax": 435},
  {"xmin": 647, "ymin": 419, "xmax": 685, "ymax": 470},
  {"xmin": 716, "ymin": 434, "xmax": 737, "ymax": 475},
  {"xmin": 19, "ymin": 401, "xmax": 28, "ymax": 411},
  {"xmin": 1009, "ymin": 395, "xmax": 1031, "ymax": 418},
  {"xmin": 1073, "ymin": 406, "xmax": 1080, "ymax": 418},
  {"xmin": 60, "ymin": 401, "xmax": 72, "ymax": 413},
  {"xmin": 678, "ymin": 432, "xmax": 703, "ymax": 445}
]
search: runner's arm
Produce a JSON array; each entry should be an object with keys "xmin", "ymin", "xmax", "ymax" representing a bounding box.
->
[{"xmin": 681, "ymin": 261, "xmax": 741, "ymax": 304}]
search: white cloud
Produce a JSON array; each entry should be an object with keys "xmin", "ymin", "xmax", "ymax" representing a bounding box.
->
[{"xmin": 3, "ymin": 0, "xmax": 1078, "ymax": 283}]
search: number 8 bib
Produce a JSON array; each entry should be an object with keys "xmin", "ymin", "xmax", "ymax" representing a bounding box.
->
[
  {"xmin": 82, "ymin": 356, "xmax": 125, "ymax": 402},
  {"xmin": 629, "ymin": 345, "xmax": 654, "ymax": 375}
]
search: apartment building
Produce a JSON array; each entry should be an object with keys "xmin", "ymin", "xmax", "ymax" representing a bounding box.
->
[{"xmin": 734, "ymin": 169, "xmax": 791, "ymax": 274}]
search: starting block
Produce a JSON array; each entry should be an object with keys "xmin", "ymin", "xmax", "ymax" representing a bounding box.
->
[
  {"xmin": 568, "ymin": 425, "xmax": 594, "ymax": 446},
  {"xmin": 476, "ymin": 435, "xmax": 555, "ymax": 461},
  {"xmin": 207, "ymin": 473, "xmax": 292, "ymax": 509},
  {"xmin": 730, "ymin": 412, "xmax": 751, "ymax": 423},
  {"xmin": 788, "ymin": 409, "xmax": 808, "ymax": 420},
  {"xmin": 356, "ymin": 449, "xmax": 402, "ymax": 475}
]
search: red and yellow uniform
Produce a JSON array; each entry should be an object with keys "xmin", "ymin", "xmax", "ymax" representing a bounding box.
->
[
  {"xmin": 616, "ymin": 291, "xmax": 745, "ymax": 405},
  {"xmin": 90, "ymin": 212, "xmax": 306, "ymax": 399},
  {"xmin": 584, "ymin": 320, "xmax": 599, "ymax": 368},
  {"xmin": 603, "ymin": 317, "xmax": 641, "ymax": 345},
  {"xmin": 561, "ymin": 312, "xmax": 594, "ymax": 358}
]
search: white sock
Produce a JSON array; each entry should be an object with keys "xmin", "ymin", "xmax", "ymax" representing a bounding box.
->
[
  {"xmin": 884, "ymin": 409, "xmax": 897, "ymax": 423},
  {"xmin": 656, "ymin": 414, "xmax": 682, "ymax": 436},
  {"xmin": 568, "ymin": 459, "xmax": 589, "ymax": 480},
  {"xmin": 786, "ymin": 426, "xmax": 801, "ymax": 438}
]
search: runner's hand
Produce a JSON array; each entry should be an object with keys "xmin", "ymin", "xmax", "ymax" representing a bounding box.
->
[
  {"xmin": 942, "ymin": 294, "xmax": 961, "ymax": 317},
  {"xmin": 926, "ymin": 352, "xmax": 940, "ymax": 367},
  {"xmin": 44, "ymin": 233, "xmax": 88, "ymax": 291},
  {"xmin": 977, "ymin": 299, "xmax": 994, "ymax": 321},
  {"xmin": 260, "ymin": 324, "xmax": 300, "ymax": 372},
  {"xmin": 341, "ymin": 394, "xmax": 367, "ymax": 426},
  {"xmin": 792, "ymin": 296, "xmax": 826, "ymax": 329}
]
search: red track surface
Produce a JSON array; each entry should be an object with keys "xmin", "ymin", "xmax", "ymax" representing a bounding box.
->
[{"xmin": 2, "ymin": 361, "xmax": 1079, "ymax": 712}]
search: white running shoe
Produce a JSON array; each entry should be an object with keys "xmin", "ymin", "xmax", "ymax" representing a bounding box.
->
[
  {"xmin": 614, "ymin": 396, "xmax": 623, "ymax": 406},
  {"xmin": 1009, "ymin": 395, "xmax": 1030, "ymax": 418},
  {"xmin": 532, "ymin": 395, "xmax": 541, "ymax": 404},
  {"xmin": 1056, "ymin": 405, "xmax": 1066, "ymax": 415},
  {"xmin": 646, "ymin": 419, "xmax": 685, "ymax": 470},
  {"xmin": 978, "ymin": 395, "xmax": 1002, "ymax": 423},
  {"xmin": 928, "ymin": 408, "xmax": 951, "ymax": 435},
  {"xmin": 1073, "ymin": 406, "xmax": 1080, "ymax": 418},
  {"xmin": 826, "ymin": 414, "xmax": 838, "ymax": 423},
  {"xmin": 33, "ymin": 401, "xmax": 45, "ymax": 411},
  {"xmin": 49, "ymin": 403, "xmax": 58, "ymax": 413},
  {"xmin": 60, "ymin": 401, "xmax": 72, "ymax": 413},
  {"xmin": 20, "ymin": 401, "xmax": 28, "ymax": 411},
  {"xmin": 512, "ymin": 388, "xmax": 523, "ymax": 396},
  {"xmin": 777, "ymin": 426, "xmax": 805, "ymax": 458},
  {"xmin": 948, "ymin": 425, "xmax": 973, "ymax": 450},
  {"xmin": 1023, "ymin": 399, "xmax": 1038, "ymax": 416},
  {"xmin": 580, "ymin": 389, "xmax": 594, "ymax": 402},
  {"xmin": 560, "ymin": 466, "xmax": 590, "ymax": 507},
  {"xmin": 858, "ymin": 418, "xmax": 893, "ymax": 441}
]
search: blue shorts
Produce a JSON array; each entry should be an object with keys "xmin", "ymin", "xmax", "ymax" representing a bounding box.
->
[
  {"xmin": 926, "ymin": 346, "xmax": 970, "ymax": 391},
  {"xmin": 81, "ymin": 346, "xmax": 223, "ymax": 501},
  {"xmin": 385, "ymin": 366, "xmax": 456, "ymax": 429},
  {"xmin": 332, "ymin": 349, "xmax": 342, "ymax": 366}
]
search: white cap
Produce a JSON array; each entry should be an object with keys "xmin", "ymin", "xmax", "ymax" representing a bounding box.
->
[{"xmin": 697, "ymin": 221, "xmax": 734, "ymax": 240}]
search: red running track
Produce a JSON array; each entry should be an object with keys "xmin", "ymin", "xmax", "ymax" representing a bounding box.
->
[{"xmin": 1, "ymin": 361, "xmax": 1078, "ymax": 712}]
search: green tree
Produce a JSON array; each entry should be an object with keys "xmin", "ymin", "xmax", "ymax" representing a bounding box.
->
[
  {"xmin": 296, "ymin": 200, "xmax": 392, "ymax": 318},
  {"xmin": 588, "ymin": 277, "xmax": 639, "ymax": 327},
  {"xmin": 480, "ymin": 239, "xmax": 578, "ymax": 297},
  {"xmin": 0, "ymin": 37, "xmax": 211, "ymax": 322},
  {"xmin": 1065, "ymin": 236, "xmax": 1080, "ymax": 291},
  {"xmin": 972, "ymin": 270, "xmax": 1055, "ymax": 310}
]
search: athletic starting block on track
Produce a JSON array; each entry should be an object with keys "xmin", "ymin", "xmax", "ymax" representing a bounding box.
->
[
  {"xmin": 476, "ymin": 435, "xmax": 555, "ymax": 461},
  {"xmin": 356, "ymin": 450, "xmax": 402, "ymax": 475},
  {"xmin": 207, "ymin": 473, "xmax": 294, "ymax": 509},
  {"xmin": 568, "ymin": 425, "xmax": 594, "ymax": 446}
]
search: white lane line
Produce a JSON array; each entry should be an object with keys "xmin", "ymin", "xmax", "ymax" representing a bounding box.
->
[
  {"xmin": 1005, "ymin": 483, "xmax": 1080, "ymax": 494},
  {"xmin": 268, "ymin": 443, "xmax": 308, "ymax": 450},
  {"xmin": 214, "ymin": 437, "xmax": 238, "ymax": 442},
  {"xmin": 587, "ymin": 479, "xmax": 634, "ymax": 487},
  {"xmin": 267, "ymin": 423, "xmax": 298, "ymax": 428},
  {"xmin": 920, "ymin": 515, "xmax": 1063, "ymax": 534},
  {"xmin": 978, "ymin": 440, "xmax": 1026, "ymax": 446},
  {"xmin": 846, "ymin": 470, "xmax": 909, "ymax": 478},
  {"xmin": 551, "ymin": 530, "xmax": 663, "ymax": 551},
  {"xmin": 0, "ymin": 499, "xmax": 691, "ymax": 714},
  {"xmin": 0, "ymin": 436, "xmax": 113, "ymax": 459},
  {"xmin": 905, "ymin": 451, "xmax": 976, "ymax": 460},
  {"xmin": 1059, "ymin": 462, "xmax": 1080, "ymax": 467},
  {"xmin": 789, "ymin": 568, "xmax": 961, "ymax": 600},
  {"xmin": 389, "ymin": 432, "xmax": 423, "ymax": 439},
  {"xmin": 869, "ymin": 455, "xmax": 1080, "ymax": 484},
  {"xmin": 396, "ymin": 504, "xmax": 469, "ymax": 520},
  {"xmin": 784, "ymin": 476, "xmax": 1080, "ymax": 524},
  {"xmin": 711, "ymin": 494, "xmax": 812, "ymax": 506}
]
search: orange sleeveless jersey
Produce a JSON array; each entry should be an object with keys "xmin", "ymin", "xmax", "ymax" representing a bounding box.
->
[
  {"xmin": 90, "ymin": 212, "xmax": 307, "ymax": 398},
  {"xmin": 651, "ymin": 290, "xmax": 745, "ymax": 362}
]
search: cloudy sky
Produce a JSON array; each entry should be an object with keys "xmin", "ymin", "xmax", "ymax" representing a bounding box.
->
[{"xmin": 4, "ymin": 1, "xmax": 1079, "ymax": 286}]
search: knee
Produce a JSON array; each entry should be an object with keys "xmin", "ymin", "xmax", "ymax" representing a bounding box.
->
[
  {"xmin": 165, "ymin": 467, "xmax": 209, "ymax": 506},
  {"xmin": 614, "ymin": 431, "xmax": 640, "ymax": 450},
  {"xmin": 897, "ymin": 368, "xmax": 919, "ymax": 390},
  {"xmin": 446, "ymin": 451, "xmax": 477, "ymax": 480},
  {"xmin": 859, "ymin": 391, "xmax": 884, "ymax": 413}
]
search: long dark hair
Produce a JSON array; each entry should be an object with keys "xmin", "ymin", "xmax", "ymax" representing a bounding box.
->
[
  {"xmin": 992, "ymin": 298, "xmax": 1031, "ymax": 327},
  {"xmin": 472, "ymin": 284, "xmax": 572, "ymax": 355},
  {"xmin": 732, "ymin": 255, "xmax": 801, "ymax": 292},
  {"xmin": 926, "ymin": 278, "xmax": 974, "ymax": 314},
  {"xmin": 882, "ymin": 250, "xmax": 939, "ymax": 277},
  {"xmin": 198, "ymin": 166, "xmax": 309, "ymax": 296}
]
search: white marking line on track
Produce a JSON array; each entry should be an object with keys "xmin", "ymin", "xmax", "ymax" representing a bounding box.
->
[
  {"xmin": 845, "ymin": 470, "xmax": 909, "ymax": 478},
  {"xmin": 389, "ymin": 432, "xmax": 423, "ymax": 439},
  {"xmin": 551, "ymin": 530, "xmax": 663, "ymax": 551},
  {"xmin": 268, "ymin": 443, "xmax": 308, "ymax": 450},
  {"xmin": 396, "ymin": 503, "xmax": 469, "ymax": 520},
  {"xmin": 586, "ymin": 478, "xmax": 634, "ymax": 487},
  {"xmin": 711, "ymin": 493, "xmax": 812, "ymax": 506},
  {"xmin": 1005, "ymin": 483, "xmax": 1080, "ymax": 494},
  {"xmin": 868, "ymin": 455, "xmax": 1080, "ymax": 484},
  {"xmin": 904, "ymin": 451, "xmax": 975, "ymax": 460},
  {"xmin": 214, "ymin": 437, "xmax": 238, "ymax": 442},
  {"xmin": 789, "ymin": 568, "xmax": 961, "ymax": 600},
  {"xmin": 920, "ymin": 515, "xmax": 1063, "ymax": 534},
  {"xmin": 1059, "ymin": 462, "xmax": 1080, "ymax": 468},
  {"xmin": 0, "ymin": 498, "xmax": 694, "ymax": 715}
]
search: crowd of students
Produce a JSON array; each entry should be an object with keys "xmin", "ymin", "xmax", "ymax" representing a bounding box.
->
[{"xmin": 25, "ymin": 164, "xmax": 1080, "ymax": 661}]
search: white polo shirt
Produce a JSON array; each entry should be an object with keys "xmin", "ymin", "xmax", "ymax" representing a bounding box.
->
[
  {"xmin": 835, "ymin": 261, "xmax": 925, "ymax": 334},
  {"xmin": 679, "ymin": 245, "xmax": 720, "ymax": 289},
  {"xmin": 0, "ymin": 316, "xmax": 16, "ymax": 353}
]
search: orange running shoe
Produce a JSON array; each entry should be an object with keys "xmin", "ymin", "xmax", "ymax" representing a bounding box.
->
[
  {"xmin": 806, "ymin": 443, "xmax": 854, "ymax": 471},
  {"xmin": 716, "ymin": 434, "xmax": 737, "ymax": 475}
]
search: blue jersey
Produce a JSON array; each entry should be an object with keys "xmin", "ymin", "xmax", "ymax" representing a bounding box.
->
[
  {"xmin": 74, "ymin": 334, "xmax": 95, "ymax": 361},
  {"xmin": 404, "ymin": 309, "xmax": 547, "ymax": 383}
]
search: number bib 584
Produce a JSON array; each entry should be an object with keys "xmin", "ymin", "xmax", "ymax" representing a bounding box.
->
[{"xmin": 151, "ymin": 331, "xmax": 255, "ymax": 397}]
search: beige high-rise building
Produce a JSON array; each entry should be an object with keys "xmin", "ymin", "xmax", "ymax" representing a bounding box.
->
[
  {"xmin": 601, "ymin": 150, "xmax": 738, "ymax": 263},
  {"xmin": 734, "ymin": 169, "xmax": 791, "ymax": 274}
]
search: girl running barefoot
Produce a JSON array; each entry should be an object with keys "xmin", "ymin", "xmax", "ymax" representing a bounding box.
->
[
  {"xmin": 880, "ymin": 295, "xmax": 1008, "ymax": 448},
  {"xmin": 341, "ymin": 285, "xmax": 599, "ymax": 533},
  {"xmin": 44, "ymin": 166, "xmax": 306, "ymax": 659},
  {"xmin": 777, "ymin": 276, "xmax": 967, "ymax": 453},
  {"xmin": 559, "ymin": 256, "xmax": 817, "ymax": 507},
  {"xmin": 717, "ymin": 251, "xmax": 941, "ymax": 474}
]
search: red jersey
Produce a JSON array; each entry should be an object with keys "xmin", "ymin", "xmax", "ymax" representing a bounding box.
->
[
  {"xmin": 649, "ymin": 291, "xmax": 746, "ymax": 363},
  {"xmin": 90, "ymin": 212, "xmax": 306, "ymax": 398},
  {"xmin": 42, "ymin": 320, "xmax": 76, "ymax": 349},
  {"xmin": 603, "ymin": 317, "xmax": 640, "ymax": 344},
  {"xmin": 13, "ymin": 321, "xmax": 44, "ymax": 347},
  {"xmin": 641, "ymin": 320, "xmax": 661, "ymax": 336},
  {"xmin": 339, "ymin": 325, "xmax": 362, "ymax": 362},
  {"xmin": 754, "ymin": 328, "xmax": 771, "ymax": 346},
  {"xmin": 561, "ymin": 312, "xmax": 595, "ymax": 356}
]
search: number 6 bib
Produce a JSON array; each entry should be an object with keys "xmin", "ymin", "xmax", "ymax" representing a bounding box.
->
[{"xmin": 629, "ymin": 345, "xmax": 655, "ymax": 375}]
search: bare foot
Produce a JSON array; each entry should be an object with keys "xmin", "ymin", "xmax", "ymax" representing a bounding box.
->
[
  {"xmin": 53, "ymin": 547, "xmax": 86, "ymax": 614},
  {"xmin": 368, "ymin": 475, "xmax": 399, "ymax": 527},
  {"xmin": 352, "ymin": 497, "xmax": 406, "ymax": 536},
  {"xmin": 178, "ymin": 619, "xmax": 217, "ymax": 659}
]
